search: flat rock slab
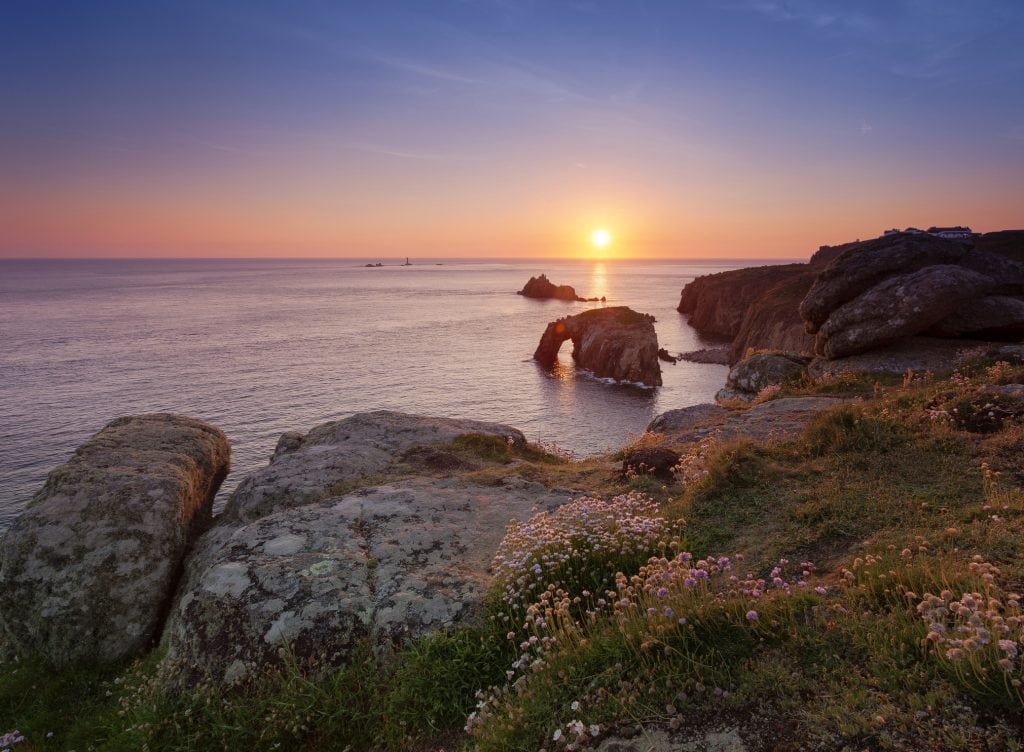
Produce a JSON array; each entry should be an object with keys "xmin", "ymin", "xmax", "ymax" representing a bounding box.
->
[
  {"xmin": 678, "ymin": 347, "xmax": 731, "ymax": 365},
  {"xmin": 807, "ymin": 336, "xmax": 998, "ymax": 378},
  {"xmin": 164, "ymin": 478, "xmax": 571, "ymax": 684},
  {"xmin": 649, "ymin": 397, "xmax": 852, "ymax": 446},
  {"xmin": 0, "ymin": 414, "xmax": 229, "ymax": 663},
  {"xmin": 597, "ymin": 727, "xmax": 748, "ymax": 752},
  {"xmin": 223, "ymin": 411, "xmax": 527, "ymax": 524},
  {"xmin": 647, "ymin": 404, "xmax": 729, "ymax": 434}
]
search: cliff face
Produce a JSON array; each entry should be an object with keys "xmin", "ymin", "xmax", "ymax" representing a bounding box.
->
[
  {"xmin": 678, "ymin": 263, "xmax": 814, "ymax": 361},
  {"xmin": 680, "ymin": 231, "xmax": 1024, "ymax": 364},
  {"xmin": 677, "ymin": 263, "xmax": 807, "ymax": 341},
  {"xmin": 804, "ymin": 232, "xmax": 1024, "ymax": 357},
  {"xmin": 730, "ymin": 270, "xmax": 818, "ymax": 361},
  {"xmin": 974, "ymin": 230, "xmax": 1024, "ymax": 263}
]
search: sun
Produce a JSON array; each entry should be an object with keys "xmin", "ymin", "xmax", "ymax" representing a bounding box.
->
[{"xmin": 591, "ymin": 228, "xmax": 612, "ymax": 249}]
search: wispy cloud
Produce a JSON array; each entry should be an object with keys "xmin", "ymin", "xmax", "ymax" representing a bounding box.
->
[
  {"xmin": 344, "ymin": 142, "xmax": 450, "ymax": 161},
  {"xmin": 725, "ymin": 0, "xmax": 874, "ymax": 31},
  {"xmin": 99, "ymin": 144, "xmax": 145, "ymax": 154},
  {"xmin": 192, "ymin": 139, "xmax": 248, "ymax": 154},
  {"xmin": 888, "ymin": 36, "xmax": 977, "ymax": 81},
  {"xmin": 860, "ymin": 120, "xmax": 873, "ymax": 135},
  {"xmin": 175, "ymin": 136, "xmax": 267, "ymax": 157},
  {"xmin": 364, "ymin": 55, "xmax": 486, "ymax": 86}
]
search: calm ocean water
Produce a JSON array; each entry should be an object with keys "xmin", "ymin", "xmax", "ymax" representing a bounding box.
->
[{"xmin": 0, "ymin": 257, "xmax": 780, "ymax": 531}]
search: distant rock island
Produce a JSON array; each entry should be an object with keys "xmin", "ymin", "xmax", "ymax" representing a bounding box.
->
[
  {"xmin": 517, "ymin": 273, "xmax": 604, "ymax": 302},
  {"xmin": 533, "ymin": 306, "xmax": 662, "ymax": 387}
]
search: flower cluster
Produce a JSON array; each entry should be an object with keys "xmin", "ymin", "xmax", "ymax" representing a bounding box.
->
[
  {"xmin": 916, "ymin": 557, "xmax": 1023, "ymax": 681},
  {"xmin": 986, "ymin": 360, "xmax": 1016, "ymax": 384},
  {"xmin": 948, "ymin": 370, "xmax": 971, "ymax": 388},
  {"xmin": 672, "ymin": 436, "xmax": 717, "ymax": 487},
  {"xmin": 551, "ymin": 716, "xmax": 601, "ymax": 748},
  {"xmin": 492, "ymin": 493, "xmax": 671, "ymax": 617},
  {"xmin": 611, "ymin": 554, "xmax": 817, "ymax": 623},
  {"xmin": 0, "ymin": 730, "xmax": 25, "ymax": 750},
  {"xmin": 923, "ymin": 402, "xmax": 951, "ymax": 423}
]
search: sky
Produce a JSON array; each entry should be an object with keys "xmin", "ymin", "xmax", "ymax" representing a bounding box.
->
[{"xmin": 1, "ymin": 0, "xmax": 1023, "ymax": 259}]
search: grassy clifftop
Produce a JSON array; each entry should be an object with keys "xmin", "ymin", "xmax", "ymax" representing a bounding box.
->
[{"xmin": 4, "ymin": 359, "xmax": 1024, "ymax": 751}]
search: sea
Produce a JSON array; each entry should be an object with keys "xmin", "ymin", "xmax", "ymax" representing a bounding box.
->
[{"xmin": 0, "ymin": 257, "xmax": 787, "ymax": 531}]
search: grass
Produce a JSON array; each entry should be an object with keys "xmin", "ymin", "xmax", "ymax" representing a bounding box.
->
[
  {"xmin": 1, "ymin": 626, "xmax": 513, "ymax": 751},
  {"xmin": 0, "ymin": 654, "xmax": 137, "ymax": 749},
  {"xmin": 3, "ymin": 363, "xmax": 1024, "ymax": 750}
]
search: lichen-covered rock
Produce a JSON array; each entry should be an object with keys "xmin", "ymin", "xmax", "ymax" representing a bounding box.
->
[
  {"xmin": 534, "ymin": 307, "xmax": 662, "ymax": 387},
  {"xmin": 650, "ymin": 397, "xmax": 851, "ymax": 445},
  {"xmin": 163, "ymin": 478, "xmax": 571, "ymax": 684},
  {"xmin": 0, "ymin": 414, "xmax": 229, "ymax": 663},
  {"xmin": 714, "ymin": 386, "xmax": 756, "ymax": 403},
  {"xmin": 814, "ymin": 266, "xmax": 995, "ymax": 359},
  {"xmin": 807, "ymin": 336, "xmax": 993, "ymax": 378},
  {"xmin": 724, "ymin": 353, "xmax": 808, "ymax": 396},
  {"xmin": 647, "ymin": 404, "xmax": 729, "ymax": 434},
  {"xmin": 958, "ymin": 251, "xmax": 1024, "ymax": 294},
  {"xmin": 928, "ymin": 295, "xmax": 1024, "ymax": 339},
  {"xmin": 223, "ymin": 411, "xmax": 526, "ymax": 524},
  {"xmin": 800, "ymin": 234, "xmax": 970, "ymax": 334}
]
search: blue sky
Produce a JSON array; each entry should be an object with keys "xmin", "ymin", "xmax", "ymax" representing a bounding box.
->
[{"xmin": 2, "ymin": 0, "xmax": 1022, "ymax": 257}]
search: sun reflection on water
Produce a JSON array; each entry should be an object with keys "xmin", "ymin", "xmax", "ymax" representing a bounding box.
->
[{"xmin": 589, "ymin": 262, "xmax": 608, "ymax": 301}]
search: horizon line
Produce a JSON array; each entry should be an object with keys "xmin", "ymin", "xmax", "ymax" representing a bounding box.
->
[{"xmin": 0, "ymin": 255, "xmax": 812, "ymax": 263}]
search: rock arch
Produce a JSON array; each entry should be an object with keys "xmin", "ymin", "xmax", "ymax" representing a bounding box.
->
[{"xmin": 533, "ymin": 307, "xmax": 662, "ymax": 387}]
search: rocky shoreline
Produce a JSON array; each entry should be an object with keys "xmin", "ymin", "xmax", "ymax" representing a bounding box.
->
[
  {"xmin": 3, "ymin": 233, "xmax": 1024, "ymax": 749},
  {"xmin": 678, "ymin": 230, "xmax": 1024, "ymax": 366},
  {"xmin": 4, "ymin": 230, "xmax": 1024, "ymax": 678}
]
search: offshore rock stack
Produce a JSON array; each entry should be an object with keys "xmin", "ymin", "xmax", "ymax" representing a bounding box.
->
[{"xmin": 533, "ymin": 306, "xmax": 663, "ymax": 387}]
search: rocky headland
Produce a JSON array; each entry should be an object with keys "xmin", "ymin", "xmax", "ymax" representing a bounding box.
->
[
  {"xmin": 678, "ymin": 230, "xmax": 1024, "ymax": 369},
  {"xmin": 4, "ymin": 342, "xmax": 1024, "ymax": 751},
  {"xmin": 3, "ymin": 237, "xmax": 1024, "ymax": 749},
  {"xmin": 534, "ymin": 306, "xmax": 663, "ymax": 386}
]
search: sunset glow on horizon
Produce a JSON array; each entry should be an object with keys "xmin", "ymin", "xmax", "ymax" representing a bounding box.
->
[{"xmin": 1, "ymin": 1, "xmax": 1023, "ymax": 260}]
